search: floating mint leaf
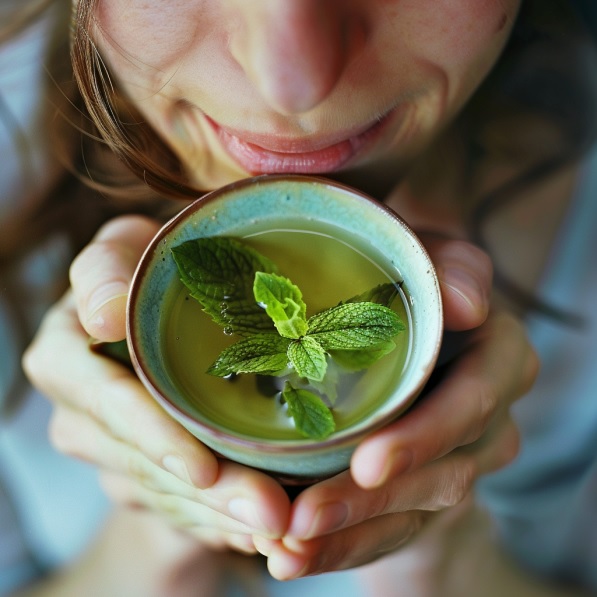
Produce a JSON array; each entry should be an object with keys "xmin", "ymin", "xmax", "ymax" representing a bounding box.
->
[
  {"xmin": 287, "ymin": 336, "xmax": 327, "ymax": 382},
  {"xmin": 171, "ymin": 237, "xmax": 277, "ymax": 335},
  {"xmin": 307, "ymin": 302, "xmax": 405, "ymax": 351},
  {"xmin": 330, "ymin": 340, "xmax": 397, "ymax": 371},
  {"xmin": 207, "ymin": 334, "xmax": 290, "ymax": 377},
  {"xmin": 342, "ymin": 282, "xmax": 400, "ymax": 307},
  {"xmin": 253, "ymin": 272, "xmax": 308, "ymax": 339},
  {"xmin": 282, "ymin": 382, "xmax": 335, "ymax": 439}
]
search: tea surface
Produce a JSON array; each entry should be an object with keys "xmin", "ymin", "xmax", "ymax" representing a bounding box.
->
[{"xmin": 162, "ymin": 227, "xmax": 412, "ymax": 440}]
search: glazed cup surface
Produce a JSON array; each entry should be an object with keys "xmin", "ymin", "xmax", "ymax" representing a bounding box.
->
[{"xmin": 127, "ymin": 175, "xmax": 443, "ymax": 481}]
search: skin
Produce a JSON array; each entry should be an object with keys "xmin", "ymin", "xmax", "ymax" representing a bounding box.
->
[
  {"xmin": 21, "ymin": 0, "xmax": 547, "ymax": 588},
  {"xmin": 92, "ymin": 0, "xmax": 520, "ymax": 188}
]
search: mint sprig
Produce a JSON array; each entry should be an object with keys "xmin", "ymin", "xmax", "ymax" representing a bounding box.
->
[{"xmin": 172, "ymin": 237, "xmax": 405, "ymax": 439}]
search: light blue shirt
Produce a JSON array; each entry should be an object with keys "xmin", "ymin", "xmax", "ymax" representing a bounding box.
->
[{"xmin": 477, "ymin": 144, "xmax": 597, "ymax": 589}]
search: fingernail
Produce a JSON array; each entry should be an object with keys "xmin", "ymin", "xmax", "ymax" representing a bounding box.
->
[
  {"xmin": 443, "ymin": 267, "xmax": 488, "ymax": 312},
  {"xmin": 252, "ymin": 535, "xmax": 274, "ymax": 557},
  {"xmin": 228, "ymin": 498, "xmax": 267, "ymax": 532},
  {"xmin": 87, "ymin": 282, "xmax": 129, "ymax": 324},
  {"xmin": 372, "ymin": 448, "xmax": 413, "ymax": 488},
  {"xmin": 162, "ymin": 455, "xmax": 192, "ymax": 485}
]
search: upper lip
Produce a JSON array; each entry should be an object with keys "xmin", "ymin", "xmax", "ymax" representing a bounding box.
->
[{"xmin": 204, "ymin": 112, "xmax": 393, "ymax": 154}]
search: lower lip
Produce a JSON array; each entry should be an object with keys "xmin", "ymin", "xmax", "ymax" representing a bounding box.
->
[{"xmin": 209, "ymin": 112, "xmax": 397, "ymax": 174}]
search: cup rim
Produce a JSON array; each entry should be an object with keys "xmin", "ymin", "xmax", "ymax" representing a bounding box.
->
[{"xmin": 127, "ymin": 174, "xmax": 443, "ymax": 454}]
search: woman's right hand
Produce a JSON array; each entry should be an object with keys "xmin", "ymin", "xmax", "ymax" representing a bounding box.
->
[{"xmin": 23, "ymin": 215, "xmax": 291, "ymax": 554}]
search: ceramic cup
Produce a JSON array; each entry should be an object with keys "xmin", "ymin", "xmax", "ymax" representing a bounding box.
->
[{"xmin": 127, "ymin": 175, "xmax": 443, "ymax": 482}]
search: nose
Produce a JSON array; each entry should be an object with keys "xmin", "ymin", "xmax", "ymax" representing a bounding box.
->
[{"xmin": 226, "ymin": 0, "xmax": 365, "ymax": 114}]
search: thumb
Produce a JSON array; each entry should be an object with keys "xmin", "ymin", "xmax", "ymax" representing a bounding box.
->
[{"xmin": 70, "ymin": 215, "xmax": 162, "ymax": 341}]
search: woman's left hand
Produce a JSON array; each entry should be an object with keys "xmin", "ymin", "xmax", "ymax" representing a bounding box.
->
[{"xmin": 253, "ymin": 237, "xmax": 538, "ymax": 580}]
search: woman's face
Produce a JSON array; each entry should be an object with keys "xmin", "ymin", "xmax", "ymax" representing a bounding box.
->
[{"xmin": 91, "ymin": 0, "xmax": 521, "ymax": 189}]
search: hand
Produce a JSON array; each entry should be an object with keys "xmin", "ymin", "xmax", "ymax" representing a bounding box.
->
[
  {"xmin": 23, "ymin": 215, "xmax": 291, "ymax": 554},
  {"xmin": 253, "ymin": 236, "xmax": 539, "ymax": 579}
]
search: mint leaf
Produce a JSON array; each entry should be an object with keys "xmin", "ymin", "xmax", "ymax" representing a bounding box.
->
[
  {"xmin": 287, "ymin": 336, "xmax": 327, "ymax": 381},
  {"xmin": 282, "ymin": 382, "xmax": 335, "ymax": 439},
  {"xmin": 253, "ymin": 272, "xmax": 308, "ymax": 338},
  {"xmin": 207, "ymin": 334, "xmax": 290, "ymax": 377},
  {"xmin": 342, "ymin": 282, "xmax": 400, "ymax": 307},
  {"xmin": 330, "ymin": 340, "xmax": 397, "ymax": 371},
  {"xmin": 171, "ymin": 237, "xmax": 278, "ymax": 335},
  {"xmin": 307, "ymin": 302, "xmax": 405, "ymax": 350}
]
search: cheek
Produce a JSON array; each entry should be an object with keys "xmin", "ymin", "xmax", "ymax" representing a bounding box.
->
[
  {"xmin": 395, "ymin": 0, "xmax": 519, "ymax": 76},
  {"xmin": 94, "ymin": 0, "xmax": 212, "ymax": 86}
]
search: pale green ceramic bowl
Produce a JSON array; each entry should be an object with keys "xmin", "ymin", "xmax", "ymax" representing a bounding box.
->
[{"xmin": 127, "ymin": 175, "xmax": 443, "ymax": 482}]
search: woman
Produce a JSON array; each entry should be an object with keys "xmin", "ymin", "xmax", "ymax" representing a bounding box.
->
[{"xmin": 5, "ymin": 0, "xmax": 596, "ymax": 594}]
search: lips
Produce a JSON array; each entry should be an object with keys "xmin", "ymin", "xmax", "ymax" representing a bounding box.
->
[{"xmin": 205, "ymin": 110, "xmax": 396, "ymax": 174}]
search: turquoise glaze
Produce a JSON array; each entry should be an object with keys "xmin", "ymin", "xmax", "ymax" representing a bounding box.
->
[{"xmin": 127, "ymin": 175, "xmax": 443, "ymax": 481}]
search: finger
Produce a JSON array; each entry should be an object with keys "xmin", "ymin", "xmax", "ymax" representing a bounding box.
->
[
  {"xmin": 351, "ymin": 311, "xmax": 538, "ymax": 488},
  {"xmin": 98, "ymin": 457, "xmax": 291, "ymax": 537},
  {"xmin": 70, "ymin": 214, "xmax": 161, "ymax": 341},
  {"xmin": 259, "ymin": 510, "xmax": 428, "ymax": 580},
  {"xmin": 24, "ymin": 293, "xmax": 219, "ymax": 489},
  {"xmin": 53, "ymin": 401, "xmax": 292, "ymax": 537},
  {"xmin": 199, "ymin": 462, "xmax": 291, "ymax": 538},
  {"xmin": 287, "ymin": 415, "xmax": 519, "ymax": 540},
  {"xmin": 101, "ymin": 474, "xmax": 258, "ymax": 554},
  {"xmin": 288, "ymin": 458, "xmax": 472, "ymax": 540},
  {"xmin": 100, "ymin": 471, "xmax": 265, "ymax": 536},
  {"xmin": 49, "ymin": 404, "xmax": 202, "ymax": 497},
  {"xmin": 461, "ymin": 411, "xmax": 521, "ymax": 475},
  {"xmin": 55, "ymin": 398, "xmax": 292, "ymax": 536},
  {"xmin": 184, "ymin": 529, "xmax": 257, "ymax": 555},
  {"xmin": 420, "ymin": 235, "xmax": 493, "ymax": 331}
]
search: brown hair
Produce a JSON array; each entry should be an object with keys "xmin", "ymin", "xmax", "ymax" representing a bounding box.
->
[{"xmin": 70, "ymin": 0, "xmax": 199, "ymax": 199}]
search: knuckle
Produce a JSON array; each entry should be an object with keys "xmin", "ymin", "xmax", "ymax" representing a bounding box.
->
[
  {"xmin": 495, "ymin": 419, "xmax": 521, "ymax": 470},
  {"xmin": 99, "ymin": 472, "xmax": 145, "ymax": 509},
  {"xmin": 320, "ymin": 537, "xmax": 352, "ymax": 572},
  {"xmin": 492, "ymin": 312, "xmax": 540, "ymax": 400},
  {"xmin": 368, "ymin": 511, "xmax": 429, "ymax": 561},
  {"xmin": 48, "ymin": 410, "xmax": 89, "ymax": 462},
  {"xmin": 402, "ymin": 510, "xmax": 428, "ymax": 543},
  {"xmin": 21, "ymin": 341, "xmax": 47, "ymax": 390},
  {"xmin": 153, "ymin": 494, "xmax": 191, "ymax": 524},
  {"xmin": 520, "ymin": 345, "xmax": 540, "ymax": 397},
  {"xmin": 69, "ymin": 241, "xmax": 111, "ymax": 280},
  {"xmin": 388, "ymin": 510, "xmax": 427, "ymax": 550},
  {"xmin": 466, "ymin": 380, "xmax": 498, "ymax": 444},
  {"xmin": 370, "ymin": 486, "xmax": 394, "ymax": 518},
  {"xmin": 435, "ymin": 457, "xmax": 476, "ymax": 509},
  {"xmin": 86, "ymin": 376, "xmax": 139, "ymax": 438},
  {"xmin": 124, "ymin": 451, "xmax": 153, "ymax": 485},
  {"xmin": 413, "ymin": 509, "xmax": 429, "ymax": 531}
]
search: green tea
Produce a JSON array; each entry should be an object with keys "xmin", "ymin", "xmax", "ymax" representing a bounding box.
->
[{"xmin": 161, "ymin": 226, "xmax": 412, "ymax": 440}]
